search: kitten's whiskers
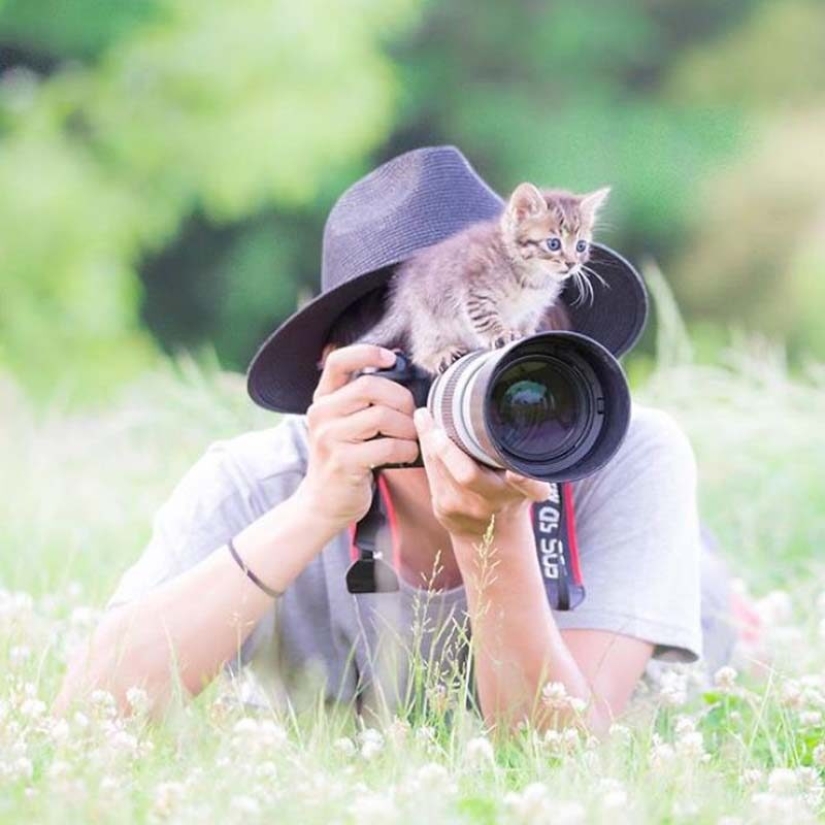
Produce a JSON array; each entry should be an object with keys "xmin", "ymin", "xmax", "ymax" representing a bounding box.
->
[{"xmin": 569, "ymin": 267, "xmax": 594, "ymax": 308}]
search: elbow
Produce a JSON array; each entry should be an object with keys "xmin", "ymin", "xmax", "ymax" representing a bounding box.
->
[{"xmin": 50, "ymin": 606, "xmax": 180, "ymax": 723}]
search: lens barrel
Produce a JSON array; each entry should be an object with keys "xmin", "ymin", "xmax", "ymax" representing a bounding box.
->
[{"xmin": 428, "ymin": 332, "xmax": 630, "ymax": 482}]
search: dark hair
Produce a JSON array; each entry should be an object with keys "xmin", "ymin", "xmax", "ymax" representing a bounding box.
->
[{"xmin": 325, "ymin": 286, "xmax": 389, "ymax": 348}]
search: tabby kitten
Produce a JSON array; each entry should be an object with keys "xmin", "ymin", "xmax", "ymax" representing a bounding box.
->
[{"xmin": 359, "ymin": 183, "xmax": 610, "ymax": 374}]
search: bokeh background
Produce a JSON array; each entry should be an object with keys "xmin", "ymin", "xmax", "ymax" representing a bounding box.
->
[{"xmin": 2, "ymin": 0, "xmax": 825, "ymax": 409}]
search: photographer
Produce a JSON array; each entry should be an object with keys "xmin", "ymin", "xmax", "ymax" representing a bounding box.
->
[{"xmin": 53, "ymin": 147, "xmax": 736, "ymax": 734}]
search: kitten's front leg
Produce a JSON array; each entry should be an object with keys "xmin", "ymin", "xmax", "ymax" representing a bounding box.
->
[
  {"xmin": 491, "ymin": 329, "xmax": 523, "ymax": 349},
  {"xmin": 466, "ymin": 298, "xmax": 518, "ymax": 350}
]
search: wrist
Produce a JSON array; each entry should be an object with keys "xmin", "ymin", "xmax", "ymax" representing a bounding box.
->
[
  {"xmin": 291, "ymin": 477, "xmax": 354, "ymax": 538},
  {"xmin": 450, "ymin": 501, "xmax": 534, "ymax": 569}
]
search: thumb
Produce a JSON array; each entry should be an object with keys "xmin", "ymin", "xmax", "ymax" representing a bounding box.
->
[{"xmin": 504, "ymin": 470, "xmax": 552, "ymax": 502}]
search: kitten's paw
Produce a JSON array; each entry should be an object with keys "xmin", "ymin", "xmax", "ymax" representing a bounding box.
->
[
  {"xmin": 425, "ymin": 347, "xmax": 467, "ymax": 375},
  {"xmin": 491, "ymin": 330, "xmax": 522, "ymax": 349}
]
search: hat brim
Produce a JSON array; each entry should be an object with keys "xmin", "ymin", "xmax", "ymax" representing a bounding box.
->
[{"xmin": 246, "ymin": 242, "xmax": 647, "ymax": 414}]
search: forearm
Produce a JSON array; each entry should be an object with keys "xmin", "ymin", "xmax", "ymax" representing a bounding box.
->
[
  {"xmin": 52, "ymin": 486, "xmax": 338, "ymax": 720},
  {"xmin": 454, "ymin": 509, "xmax": 607, "ymax": 735}
]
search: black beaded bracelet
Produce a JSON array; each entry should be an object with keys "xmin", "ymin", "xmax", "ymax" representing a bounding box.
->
[{"xmin": 227, "ymin": 537, "xmax": 283, "ymax": 599}]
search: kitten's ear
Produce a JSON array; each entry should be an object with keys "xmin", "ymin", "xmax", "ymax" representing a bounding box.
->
[
  {"xmin": 579, "ymin": 187, "xmax": 611, "ymax": 222},
  {"xmin": 507, "ymin": 182, "xmax": 546, "ymax": 222}
]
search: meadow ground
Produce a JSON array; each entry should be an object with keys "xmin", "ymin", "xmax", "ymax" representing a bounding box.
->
[{"xmin": 3, "ymin": 297, "xmax": 825, "ymax": 823}]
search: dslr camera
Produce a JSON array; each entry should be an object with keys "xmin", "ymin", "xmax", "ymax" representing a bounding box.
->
[{"xmin": 373, "ymin": 331, "xmax": 630, "ymax": 482}]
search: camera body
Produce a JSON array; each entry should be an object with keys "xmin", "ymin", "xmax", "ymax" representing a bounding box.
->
[{"xmin": 371, "ymin": 332, "xmax": 631, "ymax": 483}]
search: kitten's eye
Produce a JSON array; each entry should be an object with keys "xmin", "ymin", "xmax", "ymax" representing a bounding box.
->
[
  {"xmin": 545, "ymin": 237, "xmax": 561, "ymax": 252},
  {"xmin": 576, "ymin": 240, "xmax": 589, "ymax": 254}
]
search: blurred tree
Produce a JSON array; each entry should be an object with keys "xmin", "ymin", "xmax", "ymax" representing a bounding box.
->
[
  {"xmin": 667, "ymin": 0, "xmax": 825, "ymax": 359},
  {"xmin": 0, "ymin": 0, "xmax": 420, "ymax": 405},
  {"xmin": 3, "ymin": 0, "xmax": 824, "ymax": 401}
]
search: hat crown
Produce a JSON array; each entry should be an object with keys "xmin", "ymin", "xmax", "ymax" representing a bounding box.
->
[{"xmin": 321, "ymin": 146, "xmax": 504, "ymax": 291}]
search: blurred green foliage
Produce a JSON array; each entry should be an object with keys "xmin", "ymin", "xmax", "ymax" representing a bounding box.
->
[{"xmin": 1, "ymin": 0, "xmax": 824, "ymax": 407}]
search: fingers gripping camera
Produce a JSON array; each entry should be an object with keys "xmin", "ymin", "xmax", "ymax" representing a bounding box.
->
[{"xmin": 372, "ymin": 332, "xmax": 631, "ymax": 483}]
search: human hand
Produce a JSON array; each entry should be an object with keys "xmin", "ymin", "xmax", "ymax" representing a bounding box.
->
[
  {"xmin": 413, "ymin": 407, "xmax": 551, "ymax": 542},
  {"xmin": 297, "ymin": 344, "xmax": 420, "ymax": 530}
]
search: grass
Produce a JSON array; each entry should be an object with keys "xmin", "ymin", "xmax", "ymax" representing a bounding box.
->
[{"xmin": 2, "ymin": 284, "xmax": 825, "ymax": 822}]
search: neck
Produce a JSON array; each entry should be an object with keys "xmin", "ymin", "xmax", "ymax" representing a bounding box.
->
[{"xmin": 379, "ymin": 469, "xmax": 463, "ymax": 591}]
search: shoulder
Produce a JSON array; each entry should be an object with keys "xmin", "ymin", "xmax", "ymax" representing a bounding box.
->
[
  {"xmin": 622, "ymin": 403, "xmax": 695, "ymax": 466},
  {"xmin": 585, "ymin": 403, "xmax": 695, "ymax": 485},
  {"xmin": 167, "ymin": 415, "xmax": 310, "ymax": 517},
  {"xmin": 209, "ymin": 414, "xmax": 309, "ymax": 481},
  {"xmin": 572, "ymin": 402, "xmax": 698, "ymax": 519}
]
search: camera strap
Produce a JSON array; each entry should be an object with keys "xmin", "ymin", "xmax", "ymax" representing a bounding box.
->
[{"xmin": 346, "ymin": 475, "xmax": 585, "ymax": 611}]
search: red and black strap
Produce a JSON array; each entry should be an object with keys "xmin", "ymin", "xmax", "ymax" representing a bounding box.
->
[{"xmin": 346, "ymin": 476, "xmax": 585, "ymax": 611}]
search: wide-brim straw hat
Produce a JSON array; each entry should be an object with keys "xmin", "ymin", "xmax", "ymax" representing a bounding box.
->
[{"xmin": 247, "ymin": 145, "xmax": 648, "ymax": 414}]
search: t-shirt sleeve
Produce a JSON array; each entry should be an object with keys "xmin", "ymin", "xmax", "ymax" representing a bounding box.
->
[
  {"xmin": 104, "ymin": 421, "xmax": 306, "ymax": 612},
  {"xmin": 553, "ymin": 404, "xmax": 703, "ymax": 663}
]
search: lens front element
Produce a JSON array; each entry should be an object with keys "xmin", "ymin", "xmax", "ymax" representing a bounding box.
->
[{"xmin": 489, "ymin": 358, "xmax": 582, "ymax": 461}]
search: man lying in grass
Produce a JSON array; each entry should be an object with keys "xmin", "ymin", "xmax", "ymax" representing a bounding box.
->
[{"xmin": 53, "ymin": 147, "xmax": 738, "ymax": 735}]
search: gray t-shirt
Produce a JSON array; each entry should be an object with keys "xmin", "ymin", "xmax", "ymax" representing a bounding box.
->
[{"xmin": 106, "ymin": 402, "xmax": 732, "ymax": 712}]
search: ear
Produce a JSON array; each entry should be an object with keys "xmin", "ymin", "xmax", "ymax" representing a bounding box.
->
[
  {"xmin": 579, "ymin": 186, "xmax": 611, "ymax": 222},
  {"xmin": 507, "ymin": 182, "xmax": 546, "ymax": 222}
]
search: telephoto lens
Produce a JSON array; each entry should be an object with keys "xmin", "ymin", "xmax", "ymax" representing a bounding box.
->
[{"xmin": 427, "ymin": 332, "xmax": 631, "ymax": 482}]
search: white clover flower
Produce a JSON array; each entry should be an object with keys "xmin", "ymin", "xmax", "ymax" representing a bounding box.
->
[
  {"xmin": 414, "ymin": 725, "xmax": 438, "ymax": 747},
  {"xmin": 768, "ymin": 767, "xmax": 799, "ymax": 796},
  {"xmin": 650, "ymin": 738, "xmax": 676, "ymax": 772},
  {"xmin": 108, "ymin": 729, "xmax": 140, "ymax": 757},
  {"xmin": 714, "ymin": 666, "xmax": 738, "ymax": 693},
  {"xmin": 608, "ymin": 723, "xmax": 631, "ymax": 742},
  {"xmin": 72, "ymin": 711, "xmax": 90, "ymax": 731},
  {"xmin": 232, "ymin": 717, "xmax": 259, "ymax": 736},
  {"xmin": 675, "ymin": 731, "xmax": 706, "ymax": 761},
  {"xmin": 671, "ymin": 798, "xmax": 700, "ymax": 819},
  {"xmin": 425, "ymin": 682, "xmax": 451, "ymax": 714},
  {"xmin": 9, "ymin": 645, "xmax": 31, "ymax": 667},
  {"xmin": 231, "ymin": 794, "xmax": 261, "ymax": 816},
  {"xmin": 563, "ymin": 728, "xmax": 580, "ymax": 750},
  {"xmin": 384, "ymin": 717, "xmax": 411, "ymax": 748},
  {"xmin": 358, "ymin": 727, "xmax": 384, "ymax": 761},
  {"xmin": 658, "ymin": 670, "xmax": 688, "ymax": 707},
  {"xmin": 799, "ymin": 711, "xmax": 822, "ymax": 728},
  {"xmin": 70, "ymin": 606, "xmax": 99, "ymax": 629},
  {"xmin": 504, "ymin": 782, "xmax": 550, "ymax": 824},
  {"xmin": 333, "ymin": 737, "xmax": 357, "ymax": 758},
  {"xmin": 47, "ymin": 717, "xmax": 71, "ymax": 744},
  {"xmin": 360, "ymin": 739, "xmax": 382, "ymax": 761},
  {"xmin": 464, "ymin": 736, "xmax": 495, "ymax": 769},
  {"xmin": 349, "ymin": 791, "xmax": 398, "ymax": 822},
  {"xmin": 740, "ymin": 768, "xmax": 764, "ymax": 787},
  {"xmin": 153, "ymin": 780, "xmax": 187, "ymax": 818},
  {"xmin": 541, "ymin": 681, "xmax": 569, "ymax": 710},
  {"xmin": 750, "ymin": 791, "xmax": 811, "ymax": 823},
  {"xmin": 89, "ymin": 688, "xmax": 117, "ymax": 718},
  {"xmin": 796, "ymin": 766, "xmax": 824, "ymax": 807},
  {"xmin": 756, "ymin": 590, "xmax": 793, "ymax": 625},
  {"xmin": 780, "ymin": 680, "xmax": 804, "ymax": 709},
  {"xmin": 598, "ymin": 778, "xmax": 628, "ymax": 810},
  {"xmin": 46, "ymin": 760, "xmax": 71, "ymax": 781},
  {"xmin": 414, "ymin": 761, "xmax": 451, "ymax": 791},
  {"xmin": 255, "ymin": 761, "xmax": 278, "ymax": 781},
  {"xmin": 802, "ymin": 687, "xmax": 825, "ymax": 710},
  {"xmin": 11, "ymin": 757, "xmax": 33, "ymax": 781},
  {"xmin": 674, "ymin": 715, "xmax": 697, "ymax": 736},
  {"xmin": 258, "ymin": 719, "xmax": 288, "ymax": 747},
  {"xmin": 100, "ymin": 775, "xmax": 122, "ymax": 795},
  {"xmin": 125, "ymin": 686, "xmax": 151, "ymax": 717},
  {"xmin": 20, "ymin": 697, "xmax": 47, "ymax": 719}
]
